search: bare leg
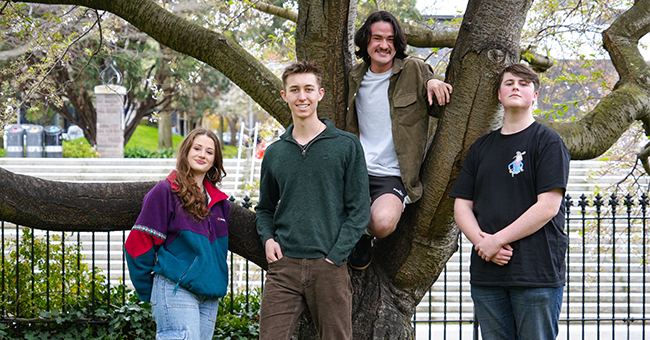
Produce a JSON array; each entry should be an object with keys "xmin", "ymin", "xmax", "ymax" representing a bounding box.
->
[
  {"xmin": 367, "ymin": 193, "xmax": 403, "ymax": 239},
  {"xmin": 349, "ymin": 193, "xmax": 403, "ymax": 270}
]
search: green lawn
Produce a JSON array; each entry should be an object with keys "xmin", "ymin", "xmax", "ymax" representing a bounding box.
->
[
  {"xmin": 126, "ymin": 125, "xmax": 238, "ymax": 158},
  {"xmin": 125, "ymin": 124, "xmax": 184, "ymax": 151}
]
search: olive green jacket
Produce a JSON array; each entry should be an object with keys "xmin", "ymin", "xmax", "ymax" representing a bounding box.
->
[{"xmin": 346, "ymin": 57, "xmax": 436, "ymax": 203}]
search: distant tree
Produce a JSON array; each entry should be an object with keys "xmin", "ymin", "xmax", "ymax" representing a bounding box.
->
[{"xmin": 0, "ymin": 3, "xmax": 230, "ymax": 146}]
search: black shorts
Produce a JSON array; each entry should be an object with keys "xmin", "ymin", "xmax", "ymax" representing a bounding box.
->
[{"xmin": 368, "ymin": 175, "xmax": 407, "ymax": 204}]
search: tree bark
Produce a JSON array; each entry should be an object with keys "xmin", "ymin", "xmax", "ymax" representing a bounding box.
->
[{"xmin": 295, "ymin": 0, "xmax": 353, "ymax": 126}]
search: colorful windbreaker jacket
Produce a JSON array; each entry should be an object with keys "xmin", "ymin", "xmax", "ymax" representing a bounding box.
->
[{"xmin": 125, "ymin": 171, "xmax": 230, "ymax": 303}]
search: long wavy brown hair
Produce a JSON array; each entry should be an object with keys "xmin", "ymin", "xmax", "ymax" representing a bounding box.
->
[{"xmin": 173, "ymin": 127, "xmax": 226, "ymax": 220}]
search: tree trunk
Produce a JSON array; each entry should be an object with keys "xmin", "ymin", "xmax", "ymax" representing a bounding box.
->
[
  {"xmin": 227, "ymin": 117, "xmax": 239, "ymax": 146},
  {"xmin": 158, "ymin": 112, "xmax": 173, "ymax": 150},
  {"xmin": 295, "ymin": 0, "xmax": 354, "ymax": 126},
  {"xmin": 50, "ymin": 65, "xmax": 98, "ymax": 146},
  {"xmin": 123, "ymin": 62, "xmax": 172, "ymax": 145},
  {"xmin": 219, "ymin": 115, "xmax": 225, "ymax": 149}
]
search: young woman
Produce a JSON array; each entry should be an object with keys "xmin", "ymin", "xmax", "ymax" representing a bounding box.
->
[{"xmin": 125, "ymin": 128, "xmax": 229, "ymax": 340}]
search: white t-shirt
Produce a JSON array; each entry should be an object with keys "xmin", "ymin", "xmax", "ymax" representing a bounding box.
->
[{"xmin": 355, "ymin": 68, "xmax": 401, "ymax": 177}]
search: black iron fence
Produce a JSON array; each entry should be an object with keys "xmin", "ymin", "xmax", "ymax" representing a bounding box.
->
[
  {"xmin": 414, "ymin": 192, "xmax": 649, "ymax": 339},
  {"xmin": 1, "ymin": 193, "xmax": 649, "ymax": 339}
]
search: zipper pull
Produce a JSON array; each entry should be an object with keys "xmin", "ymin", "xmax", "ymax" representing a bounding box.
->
[{"xmin": 209, "ymin": 220, "xmax": 213, "ymax": 233}]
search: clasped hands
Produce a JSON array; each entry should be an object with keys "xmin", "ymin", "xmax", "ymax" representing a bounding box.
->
[{"xmin": 474, "ymin": 231, "xmax": 513, "ymax": 266}]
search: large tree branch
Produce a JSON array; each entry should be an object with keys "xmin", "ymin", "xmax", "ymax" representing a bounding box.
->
[
  {"xmin": 602, "ymin": 1, "xmax": 650, "ymax": 84},
  {"xmin": 19, "ymin": 0, "xmax": 293, "ymax": 128},
  {"xmin": 0, "ymin": 166, "xmax": 267, "ymax": 267},
  {"xmin": 546, "ymin": 1, "xmax": 650, "ymax": 162},
  {"xmin": 544, "ymin": 82, "xmax": 650, "ymax": 159},
  {"xmin": 0, "ymin": 167, "xmax": 152, "ymax": 231},
  {"xmin": 520, "ymin": 48, "xmax": 554, "ymax": 72}
]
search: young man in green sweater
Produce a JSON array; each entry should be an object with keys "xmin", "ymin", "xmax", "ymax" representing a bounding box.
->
[{"xmin": 255, "ymin": 61, "xmax": 371, "ymax": 340}]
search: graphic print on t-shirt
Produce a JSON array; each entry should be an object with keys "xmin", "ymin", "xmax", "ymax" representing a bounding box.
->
[{"xmin": 508, "ymin": 150, "xmax": 526, "ymax": 177}]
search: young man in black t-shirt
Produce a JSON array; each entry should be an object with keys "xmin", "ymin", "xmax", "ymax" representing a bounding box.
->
[{"xmin": 449, "ymin": 63, "xmax": 570, "ymax": 340}]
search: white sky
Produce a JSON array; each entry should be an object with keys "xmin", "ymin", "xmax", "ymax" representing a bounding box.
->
[
  {"xmin": 415, "ymin": 0, "xmax": 650, "ymax": 60},
  {"xmin": 415, "ymin": 0, "xmax": 468, "ymax": 16}
]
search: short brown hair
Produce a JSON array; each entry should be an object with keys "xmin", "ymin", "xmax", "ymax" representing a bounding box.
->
[
  {"xmin": 281, "ymin": 61, "xmax": 323, "ymax": 89},
  {"xmin": 497, "ymin": 63, "xmax": 540, "ymax": 92}
]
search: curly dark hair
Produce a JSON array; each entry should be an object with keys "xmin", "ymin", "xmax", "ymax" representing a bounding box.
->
[
  {"xmin": 354, "ymin": 11, "xmax": 408, "ymax": 65},
  {"xmin": 174, "ymin": 127, "xmax": 226, "ymax": 220}
]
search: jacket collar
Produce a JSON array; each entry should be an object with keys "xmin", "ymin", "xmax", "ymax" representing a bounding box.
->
[{"xmin": 166, "ymin": 170, "xmax": 229, "ymax": 210}]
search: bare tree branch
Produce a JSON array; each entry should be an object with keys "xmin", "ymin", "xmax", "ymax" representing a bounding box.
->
[
  {"xmin": 0, "ymin": 45, "xmax": 29, "ymax": 60},
  {"xmin": 17, "ymin": 0, "xmax": 293, "ymax": 128},
  {"xmin": 520, "ymin": 48, "xmax": 554, "ymax": 72},
  {"xmin": 402, "ymin": 23, "xmax": 457, "ymax": 48},
  {"xmin": 250, "ymin": 0, "xmax": 297, "ymax": 22}
]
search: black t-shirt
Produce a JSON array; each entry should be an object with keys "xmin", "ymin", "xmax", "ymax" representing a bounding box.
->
[{"xmin": 449, "ymin": 122, "xmax": 570, "ymax": 287}]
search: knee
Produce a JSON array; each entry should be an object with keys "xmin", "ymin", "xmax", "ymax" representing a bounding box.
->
[{"xmin": 369, "ymin": 211, "xmax": 398, "ymax": 238}]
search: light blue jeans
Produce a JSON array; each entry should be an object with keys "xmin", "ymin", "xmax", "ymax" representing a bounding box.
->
[
  {"xmin": 151, "ymin": 274, "xmax": 220, "ymax": 340},
  {"xmin": 471, "ymin": 285, "xmax": 564, "ymax": 340}
]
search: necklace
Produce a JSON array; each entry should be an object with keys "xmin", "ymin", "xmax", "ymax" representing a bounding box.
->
[{"xmin": 294, "ymin": 122, "xmax": 324, "ymax": 146}]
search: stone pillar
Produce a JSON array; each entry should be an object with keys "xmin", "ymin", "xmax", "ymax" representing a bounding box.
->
[{"xmin": 94, "ymin": 85, "xmax": 126, "ymax": 158}]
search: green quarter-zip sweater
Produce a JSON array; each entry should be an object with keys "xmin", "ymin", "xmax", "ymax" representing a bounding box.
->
[{"xmin": 255, "ymin": 118, "xmax": 371, "ymax": 266}]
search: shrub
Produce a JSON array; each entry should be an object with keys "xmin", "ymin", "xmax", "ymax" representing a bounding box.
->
[
  {"xmin": 0, "ymin": 228, "xmax": 148, "ymax": 339},
  {"xmin": 124, "ymin": 146, "xmax": 174, "ymax": 158},
  {"xmin": 0, "ymin": 148, "xmax": 6, "ymax": 157},
  {"xmin": 63, "ymin": 139, "xmax": 100, "ymax": 158},
  {"xmin": 1, "ymin": 228, "xmax": 109, "ymax": 317},
  {"xmin": 0, "ymin": 228, "xmax": 260, "ymax": 339},
  {"xmin": 216, "ymin": 288, "xmax": 261, "ymax": 339}
]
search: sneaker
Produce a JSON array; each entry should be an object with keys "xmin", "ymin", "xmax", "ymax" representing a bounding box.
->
[{"xmin": 348, "ymin": 234, "xmax": 374, "ymax": 270}]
